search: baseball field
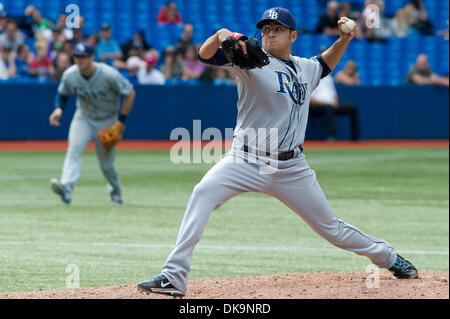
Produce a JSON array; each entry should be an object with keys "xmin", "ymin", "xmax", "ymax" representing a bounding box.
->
[{"xmin": 0, "ymin": 140, "xmax": 448, "ymax": 299}]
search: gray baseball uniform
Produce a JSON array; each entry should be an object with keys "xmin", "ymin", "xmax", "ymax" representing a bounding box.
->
[
  {"xmin": 160, "ymin": 49, "xmax": 397, "ymax": 294},
  {"xmin": 57, "ymin": 62, "xmax": 133, "ymax": 197}
]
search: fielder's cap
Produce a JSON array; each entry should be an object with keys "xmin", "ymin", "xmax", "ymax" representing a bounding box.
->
[
  {"xmin": 101, "ymin": 23, "xmax": 111, "ymax": 30},
  {"xmin": 72, "ymin": 42, "xmax": 94, "ymax": 56},
  {"xmin": 256, "ymin": 7, "xmax": 296, "ymax": 30}
]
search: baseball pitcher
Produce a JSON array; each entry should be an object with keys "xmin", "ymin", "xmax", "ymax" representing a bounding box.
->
[
  {"xmin": 49, "ymin": 43, "xmax": 135, "ymax": 204},
  {"xmin": 138, "ymin": 8, "xmax": 418, "ymax": 297}
]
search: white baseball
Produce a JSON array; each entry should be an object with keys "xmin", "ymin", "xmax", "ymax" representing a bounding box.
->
[{"xmin": 340, "ymin": 19, "xmax": 356, "ymax": 34}]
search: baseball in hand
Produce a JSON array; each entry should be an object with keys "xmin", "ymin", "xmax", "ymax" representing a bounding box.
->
[{"xmin": 340, "ymin": 19, "xmax": 356, "ymax": 34}]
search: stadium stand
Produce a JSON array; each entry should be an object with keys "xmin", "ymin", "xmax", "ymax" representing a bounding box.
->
[{"xmin": 0, "ymin": 0, "xmax": 448, "ymax": 85}]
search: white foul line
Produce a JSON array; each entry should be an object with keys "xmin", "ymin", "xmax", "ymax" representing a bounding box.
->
[{"xmin": 1, "ymin": 241, "xmax": 448, "ymax": 256}]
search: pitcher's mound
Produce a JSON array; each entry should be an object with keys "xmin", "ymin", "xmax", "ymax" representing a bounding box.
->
[{"xmin": 1, "ymin": 271, "xmax": 448, "ymax": 299}]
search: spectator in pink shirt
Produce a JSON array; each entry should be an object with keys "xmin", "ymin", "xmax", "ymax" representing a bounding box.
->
[{"xmin": 182, "ymin": 44, "xmax": 204, "ymax": 80}]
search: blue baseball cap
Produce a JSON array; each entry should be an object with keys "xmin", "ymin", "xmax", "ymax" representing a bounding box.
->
[
  {"xmin": 72, "ymin": 42, "xmax": 94, "ymax": 56},
  {"xmin": 256, "ymin": 7, "xmax": 296, "ymax": 30}
]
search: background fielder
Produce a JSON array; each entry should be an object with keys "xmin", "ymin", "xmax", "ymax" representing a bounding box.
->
[{"xmin": 49, "ymin": 43, "xmax": 136, "ymax": 204}]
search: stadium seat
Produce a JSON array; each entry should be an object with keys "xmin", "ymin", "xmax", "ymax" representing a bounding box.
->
[{"xmin": 0, "ymin": 0, "xmax": 446, "ymax": 86}]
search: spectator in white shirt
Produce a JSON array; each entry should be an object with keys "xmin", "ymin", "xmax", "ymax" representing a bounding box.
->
[
  {"xmin": 310, "ymin": 74, "xmax": 360, "ymax": 141},
  {"xmin": 0, "ymin": 19, "xmax": 25, "ymax": 51},
  {"xmin": 137, "ymin": 53, "xmax": 165, "ymax": 85}
]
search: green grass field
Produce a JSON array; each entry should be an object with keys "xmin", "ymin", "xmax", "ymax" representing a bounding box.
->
[{"xmin": 0, "ymin": 147, "xmax": 448, "ymax": 293}]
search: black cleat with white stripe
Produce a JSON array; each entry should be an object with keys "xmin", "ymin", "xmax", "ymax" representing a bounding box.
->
[{"xmin": 137, "ymin": 274, "xmax": 185, "ymax": 297}]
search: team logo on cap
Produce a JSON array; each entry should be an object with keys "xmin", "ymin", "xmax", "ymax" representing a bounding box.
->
[
  {"xmin": 268, "ymin": 9, "xmax": 278, "ymax": 19},
  {"xmin": 76, "ymin": 43, "xmax": 85, "ymax": 51}
]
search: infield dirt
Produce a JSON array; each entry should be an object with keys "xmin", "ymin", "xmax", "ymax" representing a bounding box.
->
[{"xmin": 0, "ymin": 271, "xmax": 447, "ymax": 299}]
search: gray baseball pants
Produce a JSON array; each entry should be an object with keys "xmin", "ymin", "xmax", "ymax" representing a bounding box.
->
[
  {"xmin": 161, "ymin": 140, "xmax": 397, "ymax": 294},
  {"xmin": 60, "ymin": 109, "xmax": 121, "ymax": 196}
]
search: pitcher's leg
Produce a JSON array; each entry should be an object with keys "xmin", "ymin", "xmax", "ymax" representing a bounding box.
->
[
  {"xmin": 273, "ymin": 169, "xmax": 396, "ymax": 269},
  {"xmin": 161, "ymin": 155, "xmax": 270, "ymax": 293},
  {"xmin": 60, "ymin": 114, "xmax": 93, "ymax": 192}
]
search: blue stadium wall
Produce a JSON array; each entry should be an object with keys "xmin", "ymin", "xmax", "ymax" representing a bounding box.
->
[{"xmin": 0, "ymin": 84, "xmax": 448, "ymax": 140}]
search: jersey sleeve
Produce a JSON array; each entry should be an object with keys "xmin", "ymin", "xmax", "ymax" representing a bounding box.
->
[
  {"xmin": 297, "ymin": 55, "xmax": 330, "ymax": 90},
  {"xmin": 57, "ymin": 70, "xmax": 74, "ymax": 96},
  {"xmin": 110, "ymin": 68, "xmax": 134, "ymax": 95}
]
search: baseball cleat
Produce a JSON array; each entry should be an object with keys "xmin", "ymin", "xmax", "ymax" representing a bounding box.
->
[
  {"xmin": 50, "ymin": 178, "xmax": 71, "ymax": 203},
  {"xmin": 389, "ymin": 254, "xmax": 419, "ymax": 279},
  {"xmin": 137, "ymin": 274, "xmax": 185, "ymax": 297},
  {"xmin": 110, "ymin": 193, "xmax": 123, "ymax": 205}
]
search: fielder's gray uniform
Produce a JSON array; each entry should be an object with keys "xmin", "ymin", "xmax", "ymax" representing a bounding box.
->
[
  {"xmin": 160, "ymin": 49, "xmax": 397, "ymax": 294},
  {"xmin": 57, "ymin": 62, "xmax": 133, "ymax": 196}
]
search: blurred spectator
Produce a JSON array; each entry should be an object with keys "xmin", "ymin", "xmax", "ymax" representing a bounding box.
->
[
  {"xmin": 213, "ymin": 68, "xmax": 234, "ymax": 86},
  {"xmin": 19, "ymin": 6, "xmax": 53, "ymax": 40},
  {"xmin": 121, "ymin": 31, "xmax": 152, "ymax": 61},
  {"xmin": 14, "ymin": 43, "xmax": 33, "ymax": 77},
  {"xmin": 95, "ymin": 23, "xmax": 122, "ymax": 65},
  {"xmin": 160, "ymin": 45, "xmax": 184, "ymax": 79},
  {"xmin": 310, "ymin": 73, "xmax": 359, "ymax": 141},
  {"xmin": 63, "ymin": 40, "xmax": 75, "ymax": 58},
  {"xmin": 29, "ymin": 40, "xmax": 54, "ymax": 80},
  {"xmin": 404, "ymin": 0, "xmax": 433, "ymax": 35},
  {"xmin": 0, "ymin": 19, "xmax": 25, "ymax": 51},
  {"xmin": 157, "ymin": 1, "xmax": 182, "ymax": 25},
  {"xmin": 49, "ymin": 26, "xmax": 65, "ymax": 60},
  {"xmin": 175, "ymin": 23, "xmax": 193, "ymax": 55},
  {"xmin": 199, "ymin": 65, "xmax": 215, "ymax": 83},
  {"xmin": 31, "ymin": 7, "xmax": 53, "ymax": 40},
  {"xmin": 0, "ymin": 4, "xmax": 7, "ymax": 35},
  {"xmin": 315, "ymin": 1, "xmax": 340, "ymax": 35},
  {"xmin": 72, "ymin": 27, "xmax": 86, "ymax": 45},
  {"xmin": 56, "ymin": 13, "xmax": 74, "ymax": 41},
  {"xmin": 335, "ymin": 60, "xmax": 360, "ymax": 85},
  {"xmin": 0, "ymin": 44, "xmax": 15, "ymax": 79},
  {"xmin": 126, "ymin": 56, "xmax": 145, "ymax": 85},
  {"xmin": 71, "ymin": 16, "xmax": 87, "ymax": 45},
  {"xmin": 137, "ymin": 53, "xmax": 165, "ymax": 85},
  {"xmin": 405, "ymin": 54, "xmax": 449, "ymax": 87},
  {"xmin": 338, "ymin": 2, "xmax": 360, "ymax": 21},
  {"xmin": 436, "ymin": 19, "xmax": 449, "ymax": 41},
  {"xmin": 182, "ymin": 44, "xmax": 205, "ymax": 80},
  {"xmin": 338, "ymin": 2, "xmax": 363, "ymax": 39},
  {"xmin": 363, "ymin": 0, "xmax": 392, "ymax": 42},
  {"xmin": 18, "ymin": 5, "xmax": 35, "ymax": 37},
  {"xmin": 390, "ymin": 8, "xmax": 411, "ymax": 37},
  {"xmin": 51, "ymin": 52, "xmax": 72, "ymax": 82},
  {"xmin": 86, "ymin": 34, "xmax": 100, "ymax": 51}
]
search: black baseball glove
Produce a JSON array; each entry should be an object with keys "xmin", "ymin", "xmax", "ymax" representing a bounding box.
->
[{"xmin": 221, "ymin": 33, "xmax": 270, "ymax": 70}]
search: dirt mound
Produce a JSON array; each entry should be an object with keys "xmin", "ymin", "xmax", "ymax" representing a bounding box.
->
[{"xmin": 0, "ymin": 271, "xmax": 447, "ymax": 299}]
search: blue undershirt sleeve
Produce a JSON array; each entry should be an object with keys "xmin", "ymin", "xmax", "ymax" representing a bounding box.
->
[
  {"xmin": 54, "ymin": 92, "xmax": 69, "ymax": 110},
  {"xmin": 198, "ymin": 48, "xmax": 230, "ymax": 66}
]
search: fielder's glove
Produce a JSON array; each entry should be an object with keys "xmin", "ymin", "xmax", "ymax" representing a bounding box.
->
[
  {"xmin": 222, "ymin": 32, "xmax": 270, "ymax": 70},
  {"xmin": 98, "ymin": 121, "xmax": 125, "ymax": 148}
]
